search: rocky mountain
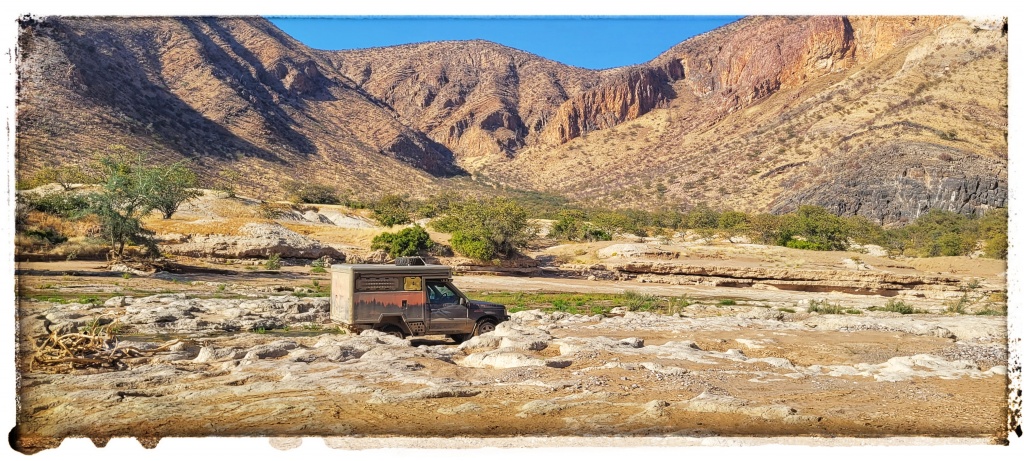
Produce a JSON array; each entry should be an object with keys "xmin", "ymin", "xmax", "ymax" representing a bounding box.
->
[
  {"xmin": 478, "ymin": 15, "xmax": 1007, "ymax": 223},
  {"xmin": 16, "ymin": 15, "xmax": 1007, "ymax": 222},
  {"xmin": 16, "ymin": 16, "xmax": 465, "ymax": 197}
]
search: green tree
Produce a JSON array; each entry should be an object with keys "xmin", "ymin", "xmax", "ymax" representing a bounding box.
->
[
  {"xmin": 687, "ymin": 203, "xmax": 721, "ymax": 243},
  {"xmin": 281, "ymin": 180, "xmax": 340, "ymax": 204},
  {"xmin": 747, "ymin": 213, "xmax": 793, "ymax": 246},
  {"xmin": 372, "ymin": 194, "xmax": 412, "ymax": 227},
  {"xmin": 431, "ymin": 197, "xmax": 536, "ymax": 259},
  {"xmin": 892, "ymin": 209, "xmax": 977, "ymax": 257},
  {"xmin": 717, "ymin": 210, "xmax": 750, "ymax": 243},
  {"xmin": 371, "ymin": 225, "xmax": 432, "ymax": 258},
  {"xmin": 148, "ymin": 161, "xmax": 201, "ymax": 219},
  {"xmin": 416, "ymin": 191, "xmax": 462, "ymax": 218},
  {"xmin": 31, "ymin": 163, "xmax": 93, "ymax": 191},
  {"xmin": 549, "ymin": 209, "xmax": 611, "ymax": 242},
  {"xmin": 87, "ymin": 149, "xmax": 160, "ymax": 258},
  {"xmin": 842, "ymin": 215, "xmax": 885, "ymax": 246},
  {"xmin": 785, "ymin": 205, "xmax": 850, "ymax": 251},
  {"xmin": 978, "ymin": 208, "xmax": 1007, "ymax": 259}
]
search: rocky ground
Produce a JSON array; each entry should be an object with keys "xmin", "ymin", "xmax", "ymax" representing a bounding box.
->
[
  {"xmin": 14, "ymin": 268, "xmax": 1009, "ymax": 451},
  {"xmin": 13, "ymin": 192, "xmax": 1012, "ymax": 450}
]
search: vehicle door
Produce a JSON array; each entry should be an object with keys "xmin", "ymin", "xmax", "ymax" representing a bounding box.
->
[{"xmin": 425, "ymin": 280, "xmax": 471, "ymax": 333}]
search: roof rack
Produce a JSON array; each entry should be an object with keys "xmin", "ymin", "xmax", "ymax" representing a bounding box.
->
[{"xmin": 394, "ymin": 256, "xmax": 426, "ymax": 266}]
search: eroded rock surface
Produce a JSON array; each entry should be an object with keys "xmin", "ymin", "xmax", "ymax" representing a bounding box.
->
[
  {"xmin": 160, "ymin": 222, "xmax": 346, "ymax": 259},
  {"xmin": 17, "ymin": 294, "xmax": 1007, "ymax": 442}
]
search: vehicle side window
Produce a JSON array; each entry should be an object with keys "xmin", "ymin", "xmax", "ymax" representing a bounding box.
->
[{"xmin": 426, "ymin": 282, "xmax": 457, "ymax": 304}]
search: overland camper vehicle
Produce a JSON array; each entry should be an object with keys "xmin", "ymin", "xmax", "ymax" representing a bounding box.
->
[{"xmin": 330, "ymin": 259, "xmax": 509, "ymax": 341}]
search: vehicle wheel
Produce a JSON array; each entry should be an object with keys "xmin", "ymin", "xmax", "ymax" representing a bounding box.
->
[
  {"xmin": 378, "ymin": 325, "xmax": 405, "ymax": 339},
  {"xmin": 474, "ymin": 319, "xmax": 497, "ymax": 337}
]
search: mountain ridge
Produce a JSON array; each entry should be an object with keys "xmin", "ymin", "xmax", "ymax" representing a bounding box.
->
[{"xmin": 15, "ymin": 15, "xmax": 1007, "ymax": 222}]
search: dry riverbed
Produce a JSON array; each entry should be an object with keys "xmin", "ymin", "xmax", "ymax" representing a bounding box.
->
[{"xmin": 13, "ymin": 262, "xmax": 1010, "ymax": 452}]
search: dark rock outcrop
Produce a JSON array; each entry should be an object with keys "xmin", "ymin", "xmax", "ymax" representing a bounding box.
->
[{"xmin": 771, "ymin": 142, "xmax": 1007, "ymax": 223}]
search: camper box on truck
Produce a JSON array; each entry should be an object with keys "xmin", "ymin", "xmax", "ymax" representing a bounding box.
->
[{"xmin": 330, "ymin": 263, "xmax": 509, "ymax": 342}]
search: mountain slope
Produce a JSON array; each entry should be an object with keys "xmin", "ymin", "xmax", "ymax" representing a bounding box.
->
[
  {"xmin": 15, "ymin": 16, "xmax": 1007, "ymax": 223},
  {"xmin": 477, "ymin": 16, "xmax": 1007, "ymax": 222},
  {"xmin": 17, "ymin": 16, "xmax": 465, "ymax": 197},
  {"xmin": 328, "ymin": 40, "xmax": 612, "ymax": 166}
]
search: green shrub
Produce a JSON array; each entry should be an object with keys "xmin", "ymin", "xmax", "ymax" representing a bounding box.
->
[
  {"xmin": 873, "ymin": 299, "xmax": 917, "ymax": 315},
  {"xmin": 282, "ymin": 180, "xmax": 340, "ymax": 204},
  {"xmin": 24, "ymin": 227, "xmax": 67, "ymax": 245},
  {"xmin": 748, "ymin": 213, "xmax": 791, "ymax": 245},
  {"xmin": 370, "ymin": 225, "xmax": 432, "ymax": 258},
  {"xmin": 686, "ymin": 203, "xmax": 720, "ymax": 230},
  {"xmin": 978, "ymin": 208, "xmax": 1007, "ymax": 259},
  {"xmin": 310, "ymin": 257, "xmax": 329, "ymax": 273},
  {"xmin": 665, "ymin": 295, "xmax": 692, "ymax": 315},
  {"xmin": 944, "ymin": 293, "xmax": 970, "ymax": 314},
  {"xmin": 584, "ymin": 228, "xmax": 612, "ymax": 241},
  {"xmin": 718, "ymin": 299, "xmax": 736, "ymax": 306},
  {"xmin": 807, "ymin": 299, "xmax": 845, "ymax": 314},
  {"xmin": 623, "ymin": 290, "xmax": 658, "ymax": 311},
  {"xmin": 449, "ymin": 230, "xmax": 497, "ymax": 261},
  {"xmin": 371, "ymin": 194, "xmax": 411, "ymax": 227},
  {"xmin": 888, "ymin": 209, "xmax": 978, "ymax": 257},
  {"xmin": 549, "ymin": 210, "xmax": 612, "ymax": 242},
  {"xmin": 783, "ymin": 205, "xmax": 850, "ymax": 251},
  {"xmin": 843, "ymin": 215, "xmax": 886, "ymax": 246},
  {"xmin": 416, "ymin": 191, "xmax": 461, "ymax": 218},
  {"xmin": 784, "ymin": 239, "xmax": 831, "ymax": 251},
  {"xmin": 431, "ymin": 197, "xmax": 536, "ymax": 259},
  {"xmin": 264, "ymin": 253, "xmax": 282, "ymax": 270},
  {"xmin": 29, "ymin": 164, "xmax": 93, "ymax": 190},
  {"xmin": 717, "ymin": 210, "xmax": 751, "ymax": 242},
  {"xmin": 25, "ymin": 191, "xmax": 90, "ymax": 219}
]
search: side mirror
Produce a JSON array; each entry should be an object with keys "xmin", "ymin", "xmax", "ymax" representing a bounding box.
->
[{"xmin": 459, "ymin": 298, "xmax": 467, "ymax": 306}]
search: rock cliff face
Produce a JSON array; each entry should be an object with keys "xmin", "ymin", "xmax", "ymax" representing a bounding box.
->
[
  {"xmin": 650, "ymin": 16, "xmax": 856, "ymax": 115},
  {"xmin": 772, "ymin": 142, "xmax": 1008, "ymax": 223},
  {"xmin": 330, "ymin": 40, "xmax": 606, "ymax": 159},
  {"xmin": 479, "ymin": 15, "xmax": 1005, "ymax": 220},
  {"xmin": 539, "ymin": 67, "xmax": 673, "ymax": 145}
]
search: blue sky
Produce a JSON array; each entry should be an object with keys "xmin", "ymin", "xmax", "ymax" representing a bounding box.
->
[{"xmin": 268, "ymin": 16, "xmax": 742, "ymax": 70}]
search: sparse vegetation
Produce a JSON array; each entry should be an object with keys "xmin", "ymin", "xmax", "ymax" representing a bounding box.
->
[
  {"xmin": 264, "ymin": 253, "xmax": 282, "ymax": 271},
  {"xmin": 870, "ymin": 299, "xmax": 919, "ymax": 315},
  {"xmin": 548, "ymin": 210, "xmax": 612, "ymax": 242},
  {"xmin": 282, "ymin": 180, "xmax": 340, "ymax": 205},
  {"xmin": 623, "ymin": 290, "xmax": 658, "ymax": 311},
  {"xmin": 467, "ymin": 291, "xmax": 697, "ymax": 316},
  {"xmin": 310, "ymin": 257, "xmax": 329, "ymax": 274},
  {"xmin": 807, "ymin": 299, "xmax": 847, "ymax": 315}
]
